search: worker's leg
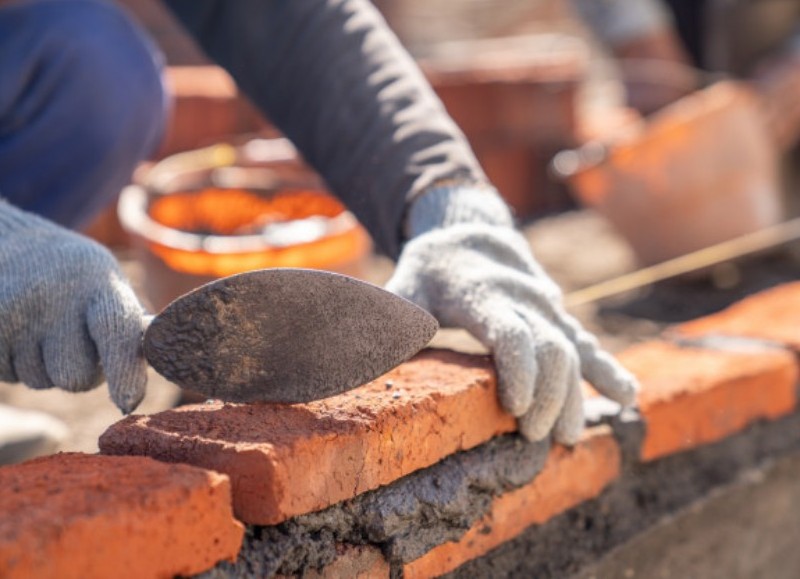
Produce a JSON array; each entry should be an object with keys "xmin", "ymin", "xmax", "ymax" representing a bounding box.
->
[{"xmin": 0, "ymin": 0, "xmax": 168, "ymax": 229}]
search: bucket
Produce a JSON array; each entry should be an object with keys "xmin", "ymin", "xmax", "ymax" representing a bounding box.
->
[
  {"xmin": 118, "ymin": 138, "xmax": 372, "ymax": 311},
  {"xmin": 554, "ymin": 80, "xmax": 783, "ymax": 266}
]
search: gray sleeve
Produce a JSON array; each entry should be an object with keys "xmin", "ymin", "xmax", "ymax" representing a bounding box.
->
[
  {"xmin": 571, "ymin": 0, "xmax": 674, "ymax": 46},
  {"xmin": 163, "ymin": 0, "xmax": 486, "ymax": 259}
]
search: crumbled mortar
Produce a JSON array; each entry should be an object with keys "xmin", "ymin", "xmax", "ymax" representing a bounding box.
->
[
  {"xmin": 197, "ymin": 435, "xmax": 550, "ymax": 578},
  {"xmin": 447, "ymin": 410, "xmax": 800, "ymax": 578},
  {"xmin": 198, "ymin": 406, "xmax": 800, "ymax": 578},
  {"xmin": 195, "ymin": 362, "xmax": 799, "ymax": 579},
  {"xmin": 183, "ymin": 209, "xmax": 800, "ymax": 578},
  {"xmin": 585, "ymin": 402, "xmax": 645, "ymax": 468}
]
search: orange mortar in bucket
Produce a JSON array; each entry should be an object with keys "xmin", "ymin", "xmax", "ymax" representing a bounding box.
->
[{"xmin": 118, "ymin": 140, "xmax": 371, "ymax": 311}]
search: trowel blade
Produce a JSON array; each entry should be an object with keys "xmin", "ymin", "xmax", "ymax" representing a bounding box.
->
[{"xmin": 143, "ymin": 268, "xmax": 438, "ymax": 403}]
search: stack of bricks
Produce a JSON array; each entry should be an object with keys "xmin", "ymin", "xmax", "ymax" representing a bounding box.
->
[
  {"xmin": 3, "ymin": 281, "xmax": 800, "ymax": 577},
  {"xmin": 420, "ymin": 35, "xmax": 586, "ymax": 219}
]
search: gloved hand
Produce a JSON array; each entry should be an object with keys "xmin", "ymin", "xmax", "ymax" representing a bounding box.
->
[
  {"xmin": 386, "ymin": 186, "xmax": 638, "ymax": 444},
  {"xmin": 0, "ymin": 201, "xmax": 147, "ymax": 413}
]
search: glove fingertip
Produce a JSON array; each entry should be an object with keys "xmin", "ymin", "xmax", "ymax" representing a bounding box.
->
[
  {"xmin": 500, "ymin": 386, "xmax": 534, "ymax": 417},
  {"xmin": 585, "ymin": 360, "xmax": 640, "ymax": 408},
  {"xmin": 553, "ymin": 413, "xmax": 584, "ymax": 446},
  {"xmin": 554, "ymin": 384, "xmax": 584, "ymax": 447},
  {"xmin": 554, "ymin": 428, "xmax": 581, "ymax": 447},
  {"xmin": 518, "ymin": 400, "xmax": 564, "ymax": 442},
  {"xmin": 109, "ymin": 362, "xmax": 147, "ymax": 415},
  {"xmin": 86, "ymin": 283, "xmax": 149, "ymax": 414},
  {"xmin": 518, "ymin": 418, "xmax": 550, "ymax": 443},
  {"xmin": 608, "ymin": 373, "xmax": 640, "ymax": 408}
]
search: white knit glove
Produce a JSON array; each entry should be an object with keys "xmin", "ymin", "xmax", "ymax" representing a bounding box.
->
[
  {"xmin": 386, "ymin": 186, "xmax": 638, "ymax": 444},
  {"xmin": 0, "ymin": 202, "xmax": 148, "ymax": 413}
]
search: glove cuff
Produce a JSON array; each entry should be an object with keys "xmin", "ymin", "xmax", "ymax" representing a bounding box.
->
[{"xmin": 406, "ymin": 184, "xmax": 515, "ymax": 239}]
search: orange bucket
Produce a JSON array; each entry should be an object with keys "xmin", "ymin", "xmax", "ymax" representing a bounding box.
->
[
  {"xmin": 556, "ymin": 81, "xmax": 784, "ymax": 266},
  {"xmin": 118, "ymin": 139, "xmax": 372, "ymax": 310}
]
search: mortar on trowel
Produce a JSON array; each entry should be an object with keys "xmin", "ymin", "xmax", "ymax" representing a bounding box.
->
[
  {"xmin": 554, "ymin": 80, "xmax": 784, "ymax": 271},
  {"xmin": 118, "ymin": 137, "xmax": 372, "ymax": 312}
]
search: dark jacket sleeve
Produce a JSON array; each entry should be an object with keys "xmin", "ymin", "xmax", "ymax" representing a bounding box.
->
[{"xmin": 162, "ymin": 0, "xmax": 487, "ymax": 258}]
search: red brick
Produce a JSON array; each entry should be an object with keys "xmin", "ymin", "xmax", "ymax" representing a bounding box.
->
[
  {"xmin": 617, "ymin": 341, "xmax": 798, "ymax": 462},
  {"xmin": 674, "ymin": 282, "xmax": 800, "ymax": 351},
  {"xmin": 403, "ymin": 427, "xmax": 620, "ymax": 579},
  {"xmin": 0, "ymin": 453, "xmax": 243, "ymax": 579},
  {"xmin": 299, "ymin": 545, "xmax": 390, "ymax": 579},
  {"xmin": 422, "ymin": 49, "xmax": 583, "ymax": 142},
  {"xmin": 156, "ymin": 66, "xmax": 270, "ymax": 157},
  {"xmin": 100, "ymin": 350, "xmax": 517, "ymax": 525}
]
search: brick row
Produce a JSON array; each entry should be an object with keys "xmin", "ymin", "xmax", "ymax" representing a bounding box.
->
[
  {"xmin": 619, "ymin": 341, "xmax": 797, "ymax": 461},
  {"xmin": 0, "ymin": 453, "xmax": 243, "ymax": 579},
  {"xmin": 675, "ymin": 281, "xmax": 800, "ymax": 350},
  {"xmin": 66, "ymin": 282, "xmax": 800, "ymax": 574},
  {"xmin": 100, "ymin": 350, "xmax": 516, "ymax": 525},
  {"xmin": 403, "ymin": 427, "xmax": 620, "ymax": 578}
]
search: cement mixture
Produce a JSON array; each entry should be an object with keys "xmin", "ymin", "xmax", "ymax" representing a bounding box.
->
[{"xmin": 197, "ymin": 383, "xmax": 800, "ymax": 578}]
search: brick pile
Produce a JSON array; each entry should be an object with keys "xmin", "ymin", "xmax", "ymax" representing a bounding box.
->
[{"xmin": 2, "ymin": 282, "xmax": 800, "ymax": 577}]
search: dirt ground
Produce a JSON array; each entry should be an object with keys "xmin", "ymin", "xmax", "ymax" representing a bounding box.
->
[{"xmin": 4, "ymin": 206, "xmax": 800, "ymax": 455}]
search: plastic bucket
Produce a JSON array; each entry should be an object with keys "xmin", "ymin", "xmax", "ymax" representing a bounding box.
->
[
  {"xmin": 118, "ymin": 139, "xmax": 372, "ymax": 311},
  {"xmin": 555, "ymin": 81, "xmax": 783, "ymax": 266}
]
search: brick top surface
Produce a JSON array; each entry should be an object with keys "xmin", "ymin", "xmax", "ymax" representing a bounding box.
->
[
  {"xmin": 618, "ymin": 341, "xmax": 797, "ymax": 409},
  {"xmin": 100, "ymin": 349, "xmax": 517, "ymax": 525},
  {"xmin": 0, "ymin": 453, "xmax": 243, "ymax": 579},
  {"xmin": 618, "ymin": 341, "xmax": 798, "ymax": 461},
  {"xmin": 675, "ymin": 282, "xmax": 800, "ymax": 349},
  {"xmin": 0, "ymin": 453, "xmax": 206, "ymax": 531}
]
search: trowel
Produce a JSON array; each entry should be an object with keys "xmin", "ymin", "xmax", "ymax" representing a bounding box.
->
[{"xmin": 142, "ymin": 268, "xmax": 438, "ymax": 403}]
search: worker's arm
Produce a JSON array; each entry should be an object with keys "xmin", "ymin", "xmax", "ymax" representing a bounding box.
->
[
  {"xmin": 163, "ymin": 0, "xmax": 482, "ymax": 259},
  {"xmin": 163, "ymin": 0, "xmax": 637, "ymax": 443}
]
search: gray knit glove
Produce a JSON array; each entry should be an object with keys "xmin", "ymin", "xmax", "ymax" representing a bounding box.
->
[
  {"xmin": 386, "ymin": 186, "xmax": 638, "ymax": 444},
  {"xmin": 0, "ymin": 202, "xmax": 147, "ymax": 413}
]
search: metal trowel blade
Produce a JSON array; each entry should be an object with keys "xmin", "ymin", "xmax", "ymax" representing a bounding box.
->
[{"xmin": 143, "ymin": 268, "xmax": 438, "ymax": 403}]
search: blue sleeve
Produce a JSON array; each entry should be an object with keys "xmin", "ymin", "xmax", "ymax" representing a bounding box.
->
[{"xmin": 162, "ymin": 0, "xmax": 487, "ymax": 258}]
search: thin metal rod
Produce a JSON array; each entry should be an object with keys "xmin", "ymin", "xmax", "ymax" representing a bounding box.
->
[{"xmin": 565, "ymin": 217, "xmax": 800, "ymax": 308}]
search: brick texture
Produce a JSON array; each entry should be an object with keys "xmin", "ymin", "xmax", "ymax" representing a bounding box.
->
[
  {"xmin": 675, "ymin": 282, "xmax": 800, "ymax": 351},
  {"xmin": 0, "ymin": 453, "xmax": 243, "ymax": 579},
  {"xmin": 402, "ymin": 427, "xmax": 620, "ymax": 579},
  {"xmin": 618, "ymin": 341, "xmax": 798, "ymax": 461},
  {"xmin": 300, "ymin": 545, "xmax": 390, "ymax": 579},
  {"xmin": 100, "ymin": 350, "xmax": 516, "ymax": 525}
]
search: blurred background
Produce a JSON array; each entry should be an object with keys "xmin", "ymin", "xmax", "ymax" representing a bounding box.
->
[{"xmin": 5, "ymin": 0, "xmax": 800, "ymax": 455}]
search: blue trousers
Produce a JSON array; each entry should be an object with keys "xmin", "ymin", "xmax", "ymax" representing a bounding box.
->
[{"xmin": 0, "ymin": 0, "xmax": 167, "ymax": 229}]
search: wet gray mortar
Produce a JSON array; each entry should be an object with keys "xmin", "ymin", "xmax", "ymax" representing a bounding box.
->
[
  {"xmin": 196, "ymin": 434, "xmax": 551, "ymax": 578},
  {"xmin": 448, "ymin": 409, "xmax": 800, "ymax": 578},
  {"xmin": 196, "ymin": 383, "xmax": 800, "ymax": 579}
]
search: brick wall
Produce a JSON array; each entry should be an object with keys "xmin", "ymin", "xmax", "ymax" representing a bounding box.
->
[{"xmin": 2, "ymin": 281, "xmax": 800, "ymax": 577}]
